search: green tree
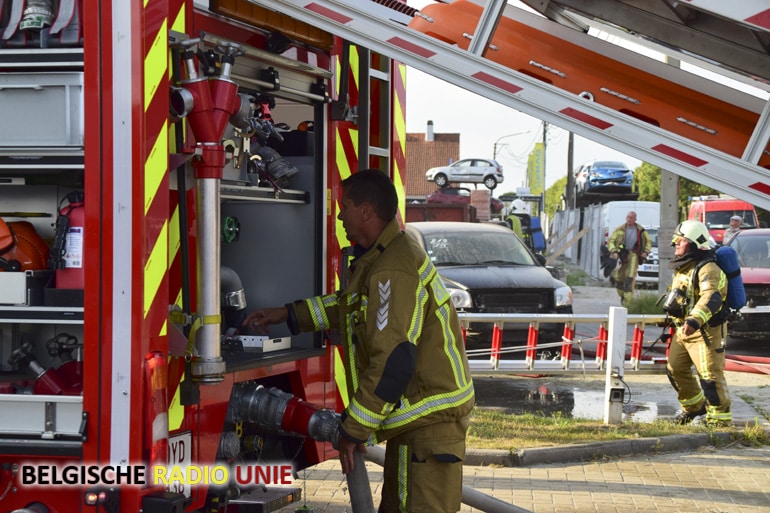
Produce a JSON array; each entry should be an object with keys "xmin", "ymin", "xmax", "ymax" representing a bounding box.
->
[
  {"xmin": 634, "ymin": 162, "xmax": 660, "ymax": 201},
  {"xmin": 545, "ymin": 176, "xmax": 567, "ymax": 217},
  {"xmin": 633, "ymin": 162, "xmax": 721, "ymax": 214}
]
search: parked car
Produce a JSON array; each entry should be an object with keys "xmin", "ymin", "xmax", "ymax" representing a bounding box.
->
[
  {"xmin": 425, "ymin": 158, "xmax": 504, "ymax": 190},
  {"xmin": 725, "ymin": 228, "xmax": 770, "ymax": 339},
  {"xmin": 635, "ymin": 226, "xmax": 659, "ymax": 288},
  {"xmin": 575, "ymin": 160, "xmax": 634, "ymax": 195},
  {"xmin": 404, "ymin": 221, "xmax": 573, "ymax": 349},
  {"xmin": 426, "ymin": 187, "xmax": 504, "ymax": 213}
]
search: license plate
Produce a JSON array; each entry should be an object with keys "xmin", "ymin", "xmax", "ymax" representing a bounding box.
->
[
  {"xmin": 168, "ymin": 431, "xmax": 192, "ymax": 497},
  {"xmin": 640, "ymin": 264, "xmax": 658, "ymax": 272}
]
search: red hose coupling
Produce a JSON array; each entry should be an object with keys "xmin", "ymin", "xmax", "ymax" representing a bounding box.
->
[
  {"xmin": 192, "ymin": 144, "xmax": 226, "ymax": 179},
  {"xmin": 281, "ymin": 396, "xmax": 317, "ymax": 436}
]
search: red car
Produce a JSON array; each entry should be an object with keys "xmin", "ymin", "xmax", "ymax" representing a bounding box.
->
[
  {"xmin": 726, "ymin": 228, "xmax": 770, "ymax": 339},
  {"xmin": 426, "ymin": 187, "xmax": 503, "ymax": 213}
]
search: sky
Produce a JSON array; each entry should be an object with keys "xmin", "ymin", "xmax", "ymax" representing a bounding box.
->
[
  {"xmin": 404, "ymin": 68, "xmax": 642, "ymax": 193},
  {"xmin": 403, "ymin": 0, "xmax": 640, "ymax": 194},
  {"xmin": 403, "ymin": 0, "xmax": 768, "ymax": 196}
]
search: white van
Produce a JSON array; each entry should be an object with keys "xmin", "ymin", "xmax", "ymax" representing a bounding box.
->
[{"xmin": 600, "ymin": 201, "xmax": 660, "ymax": 242}]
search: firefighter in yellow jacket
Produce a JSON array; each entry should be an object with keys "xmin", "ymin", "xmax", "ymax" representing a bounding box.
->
[
  {"xmin": 244, "ymin": 169, "xmax": 475, "ymax": 513},
  {"xmin": 607, "ymin": 211, "xmax": 651, "ymax": 304},
  {"xmin": 663, "ymin": 220, "xmax": 732, "ymax": 427}
]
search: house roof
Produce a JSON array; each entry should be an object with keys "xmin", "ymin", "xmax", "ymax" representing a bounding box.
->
[{"xmin": 405, "ymin": 131, "xmax": 460, "ymax": 199}]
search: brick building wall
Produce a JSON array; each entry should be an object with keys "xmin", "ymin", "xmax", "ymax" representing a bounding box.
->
[{"xmin": 405, "ymin": 121, "xmax": 460, "ymax": 200}]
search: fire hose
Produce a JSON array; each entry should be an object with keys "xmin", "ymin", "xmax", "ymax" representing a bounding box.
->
[
  {"xmin": 232, "ymin": 385, "xmax": 374, "ymax": 513},
  {"xmin": 232, "ymin": 385, "xmax": 533, "ymax": 513},
  {"xmin": 569, "ymin": 324, "xmax": 770, "ymax": 375},
  {"xmin": 725, "ymin": 354, "xmax": 770, "ymax": 374}
]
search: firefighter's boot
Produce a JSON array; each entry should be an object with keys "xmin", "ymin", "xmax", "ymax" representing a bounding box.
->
[{"xmin": 674, "ymin": 403, "xmax": 707, "ymax": 424}]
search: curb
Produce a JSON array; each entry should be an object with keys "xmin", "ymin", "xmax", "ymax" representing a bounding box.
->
[{"xmin": 463, "ymin": 432, "xmax": 737, "ymax": 467}]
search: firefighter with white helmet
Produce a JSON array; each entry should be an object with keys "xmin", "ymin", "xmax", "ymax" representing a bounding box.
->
[
  {"xmin": 510, "ymin": 198, "xmax": 527, "ymax": 212},
  {"xmin": 505, "ymin": 199, "xmax": 526, "ymax": 239},
  {"xmin": 663, "ymin": 220, "xmax": 732, "ymax": 426}
]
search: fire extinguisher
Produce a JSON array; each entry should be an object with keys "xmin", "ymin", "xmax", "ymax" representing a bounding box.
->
[{"xmin": 49, "ymin": 191, "xmax": 85, "ymax": 289}]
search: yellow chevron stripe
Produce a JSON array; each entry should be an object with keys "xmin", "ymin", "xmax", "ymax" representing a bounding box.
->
[
  {"xmin": 394, "ymin": 65, "xmax": 407, "ymax": 148},
  {"xmin": 335, "ymin": 127, "xmax": 356, "ymax": 178},
  {"xmin": 334, "ymin": 200, "xmax": 346, "ymax": 248},
  {"xmin": 334, "ymin": 346, "xmax": 349, "ymax": 408},
  {"xmin": 170, "ymin": 4, "xmax": 185, "ymax": 43},
  {"xmin": 334, "ymin": 126, "xmax": 355, "ymax": 268},
  {"xmin": 142, "ymin": 6, "xmax": 168, "ymax": 324},
  {"xmin": 334, "ymin": 200, "xmax": 346, "ymax": 291},
  {"xmin": 393, "ymin": 160, "xmax": 406, "ymax": 218},
  {"xmin": 166, "ymin": 1, "xmax": 187, "ymax": 435},
  {"xmin": 168, "ymin": 204, "xmax": 181, "ymax": 267},
  {"xmin": 335, "ymin": 48, "xmax": 360, "ymax": 99},
  {"xmin": 173, "ymin": 288, "xmax": 183, "ymax": 309},
  {"xmin": 145, "ymin": 124, "xmax": 168, "ymax": 215},
  {"xmin": 394, "ymin": 63, "xmax": 407, "ymax": 218},
  {"xmin": 350, "ymin": 47, "xmax": 359, "ymax": 95},
  {"xmin": 335, "ymin": 55, "xmax": 341, "ymax": 97},
  {"xmin": 144, "ymin": 222, "xmax": 169, "ymax": 320},
  {"xmin": 168, "ymin": 378, "xmax": 184, "ymax": 430},
  {"xmin": 144, "ymin": 18, "xmax": 168, "ymax": 109}
]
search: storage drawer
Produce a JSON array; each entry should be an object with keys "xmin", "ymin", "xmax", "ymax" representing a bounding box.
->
[
  {"xmin": 0, "ymin": 72, "xmax": 83, "ymax": 148},
  {"xmin": 0, "ymin": 394, "xmax": 83, "ymax": 439},
  {"xmin": 0, "ymin": 270, "xmax": 52, "ymax": 306}
]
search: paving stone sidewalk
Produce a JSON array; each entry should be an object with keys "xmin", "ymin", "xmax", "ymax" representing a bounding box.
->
[{"xmin": 280, "ymin": 444, "xmax": 770, "ymax": 512}]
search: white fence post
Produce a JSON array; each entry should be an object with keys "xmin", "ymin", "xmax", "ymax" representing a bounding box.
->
[{"xmin": 604, "ymin": 306, "xmax": 627, "ymax": 424}]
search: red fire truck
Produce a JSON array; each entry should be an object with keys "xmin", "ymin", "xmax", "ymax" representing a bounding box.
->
[
  {"xmin": 0, "ymin": 0, "xmax": 404, "ymax": 511},
  {"xmin": 1, "ymin": 1, "xmax": 769, "ymax": 512}
]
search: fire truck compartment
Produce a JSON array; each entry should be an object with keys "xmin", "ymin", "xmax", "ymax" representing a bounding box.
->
[{"xmin": 0, "ymin": 72, "xmax": 84, "ymax": 149}]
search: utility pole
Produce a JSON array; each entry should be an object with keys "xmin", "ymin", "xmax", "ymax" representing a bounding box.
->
[
  {"xmin": 492, "ymin": 131, "xmax": 530, "ymax": 161},
  {"xmin": 566, "ymin": 131, "xmax": 574, "ymax": 210},
  {"xmin": 659, "ymin": 55, "xmax": 682, "ymax": 296},
  {"xmin": 541, "ymin": 120, "xmax": 547, "ymax": 215}
]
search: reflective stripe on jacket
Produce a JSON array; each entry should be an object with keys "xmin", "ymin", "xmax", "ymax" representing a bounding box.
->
[
  {"xmin": 608, "ymin": 222, "xmax": 652, "ymax": 256},
  {"xmin": 671, "ymin": 259, "xmax": 727, "ymax": 328}
]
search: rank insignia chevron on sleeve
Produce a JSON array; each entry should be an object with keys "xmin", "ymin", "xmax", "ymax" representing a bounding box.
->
[{"xmin": 377, "ymin": 280, "xmax": 391, "ymax": 331}]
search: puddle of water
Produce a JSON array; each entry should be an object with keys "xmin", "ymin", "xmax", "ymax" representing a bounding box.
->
[{"xmin": 473, "ymin": 377, "xmax": 680, "ymax": 422}]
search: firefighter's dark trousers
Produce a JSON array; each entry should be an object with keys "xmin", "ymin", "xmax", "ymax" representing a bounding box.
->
[
  {"xmin": 666, "ymin": 322, "xmax": 732, "ymax": 423},
  {"xmin": 379, "ymin": 418, "xmax": 469, "ymax": 513}
]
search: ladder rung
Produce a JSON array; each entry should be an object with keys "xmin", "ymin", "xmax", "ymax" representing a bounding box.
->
[
  {"xmin": 369, "ymin": 68, "xmax": 390, "ymax": 82},
  {"xmin": 368, "ymin": 146, "xmax": 389, "ymax": 157}
]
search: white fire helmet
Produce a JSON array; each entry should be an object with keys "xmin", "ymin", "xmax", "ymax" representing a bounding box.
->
[
  {"xmin": 511, "ymin": 199, "xmax": 527, "ymax": 212},
  {"xmin": 672, "ymin": 220, "xmax": 711, "ymax": 250}
]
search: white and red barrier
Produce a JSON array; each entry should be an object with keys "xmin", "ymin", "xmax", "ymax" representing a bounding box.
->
[{"xmin": 459, "ymin": 310, "xmax": 670, "ymax": 374}]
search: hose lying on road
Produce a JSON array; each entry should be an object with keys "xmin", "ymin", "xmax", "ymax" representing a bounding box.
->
[
  {"xmin": 364, "ymin": 444, "xmax": 534, "ymax": 513},
  {"xmin": 725, "ymin": 355, "xmax": 770, "ymax": 375},
  {"xmin": 569, "ymin": 345, "xmax": 770, "ymax": 374}
]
